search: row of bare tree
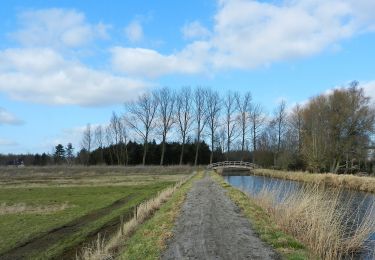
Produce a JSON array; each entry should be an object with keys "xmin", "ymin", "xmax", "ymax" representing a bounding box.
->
[{"xmin": 81, "ymin": 82, "xmax": 375, "ymax": 173}]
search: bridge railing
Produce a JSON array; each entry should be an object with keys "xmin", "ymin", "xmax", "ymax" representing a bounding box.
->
[{"xmin": 207, "ymin": 161, "xmax": 256, "ymax": 169}]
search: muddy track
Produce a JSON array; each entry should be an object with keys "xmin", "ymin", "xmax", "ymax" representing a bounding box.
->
[
  {"xmin": 0, "ymin": 195, "xmax": 134, "ymax": 260},
  {"xmin": 162, "ymin": 173, "xmax": 280, "ymax": 260}
]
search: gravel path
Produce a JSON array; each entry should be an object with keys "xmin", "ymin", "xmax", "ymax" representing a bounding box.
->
[{"xmin": 162, "ymin": 173, "xmax": 279, "ymax": 260}]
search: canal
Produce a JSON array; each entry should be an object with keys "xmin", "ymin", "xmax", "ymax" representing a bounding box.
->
[{"xmin": 224, "ymin": 173, "xmax": 375, "ymax": 259}]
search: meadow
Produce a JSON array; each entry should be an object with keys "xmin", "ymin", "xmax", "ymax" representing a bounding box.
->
[{"xmin": 0, "ymin": 166, "xmax": 190, "ymax": 259}]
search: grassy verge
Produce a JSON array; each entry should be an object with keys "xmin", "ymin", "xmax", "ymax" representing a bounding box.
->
[
  {"xmin": 211, "ymin": 172, "xmax": 311, "ymax": 260},
  {"xmin": 254, "ymin": 169, "xmax": 375, "ymax": 193},
  {"xmin": 0, "ymin": 181, "xmax": 174, "ymax": 258},
  {"xmin": 117, "ymin": 172, "xmax": 203, "ymax": 260}
]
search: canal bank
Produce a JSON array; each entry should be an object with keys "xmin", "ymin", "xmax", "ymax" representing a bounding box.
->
[{"xmin": 223, "ymin": 172, "xmax": 375, "ymax": 259}]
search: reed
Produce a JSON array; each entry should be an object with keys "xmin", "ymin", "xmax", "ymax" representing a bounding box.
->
[
  {"xmin": 254, "ymin": 169, "xmax": 375, "ymax": 193},
  {"xmin": 251, "ymin": 184, "xmax": 375, "ymax": 259}
]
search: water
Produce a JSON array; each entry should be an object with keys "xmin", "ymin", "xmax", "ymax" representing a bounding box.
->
[{"xmin": 224, "ymin": 174, "xmax": 375, "ymax": 259}]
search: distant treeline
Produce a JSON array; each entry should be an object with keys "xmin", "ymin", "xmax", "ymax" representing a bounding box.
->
[
  {"xmin": 0, "ymin": 141, "xmax": 277, "ymax": 168},
  {"xmin": 0, "ymin": 141, "xmax": 212, "ymax": 166},
  {"xmin": 2, "ymin": 82, "xmax": 375, "ymax": 174}
]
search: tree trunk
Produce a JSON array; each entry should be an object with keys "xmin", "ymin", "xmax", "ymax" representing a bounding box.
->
[
  {"xmin": 142, "ymin": 133, "xmax": 148, "ymax": 165},
  {"xmin": 194, "ymin": 138, "xmax": 200, "ymax": 166},
  {"xmin": 179, "ymin": 135, "xmax": 186, "ymax": 165},
  {"xmin": 124, "ymin": 142, "xmax": 128, "ymax": 166},
  {"xmin": 160, "ymin": 134, "xmax": 166, "ymax": 165},
  {"xmin": 253, "ymin": 122, "xmax": 256, "ymax": 164},
  {"xmin": 210, "ymin": 133, "xmax": 214, "ymax": 164},
  {"xmin": 226, "ymin": 139, "xmax": 230, "ymax": 160}
]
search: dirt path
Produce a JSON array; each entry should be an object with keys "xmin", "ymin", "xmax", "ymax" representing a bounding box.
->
[
  {"xmin": 0, "ymin": 195, "xmax": 134, "ymax": 260},
  {"xmin": 162, "ymin": 173, "xmax": 279, "ymax": 260}
]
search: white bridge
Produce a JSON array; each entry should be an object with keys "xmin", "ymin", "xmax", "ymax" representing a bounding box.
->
[{"xmin": 207, "ymin": 161, "xmax": 256, "ymax": 170}]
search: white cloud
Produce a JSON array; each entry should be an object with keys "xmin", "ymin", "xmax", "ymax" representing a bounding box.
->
[
  {"xmin": 361, "ymin": 81, "xmax": 375, "ymax": 101},
  {"xmin": 124, "ymin": 20, "xmax": 144, "ymax": 43},
  {"xmin": 111, "ymin": 44, "xmax": 209, "ymax": 77},
  {"xmin": 0, "ymin": 108, "xmax": 23, "ymax": 125},
  {"xmin": 0, "ymin": 138, "xmax": 18, "ymax": 146},
  {"xmin": 11, "ymin": 8, "xmax": 109, "ymax": 48},
  {"xmin": 111, "ymin": 0, "xmax": 375, "ymax": 76},
  {"xmin": 0, "ymin": 48, "xmax": 150, "ymax": 106},
  {"xmin": 182, "ymin": 21, "xmax": 210, "ymax": 39}
]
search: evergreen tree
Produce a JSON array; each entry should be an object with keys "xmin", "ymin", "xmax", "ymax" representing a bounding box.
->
[
  {"xmin": 65, "ymin": 143, "xmax": 74, "ymax": 165},
  {"xmin": 54, "ymin": 144, "xmax": 65, "ymax": 164}
]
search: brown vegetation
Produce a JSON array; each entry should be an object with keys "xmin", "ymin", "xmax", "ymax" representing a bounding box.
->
[
  {"xmin": 254, "ymin": 169, "xmax": 375, "ymax": 193},
  {"xmin": 0, "ymin": 202, "xmax": 70, "ymax": 215},
  {"xmin": 250, "ymin": 184, "xmax": 375, "ymax": 259}
]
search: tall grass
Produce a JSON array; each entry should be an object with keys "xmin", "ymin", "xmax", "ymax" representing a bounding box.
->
[
  {"xmin": 76, "ymin": 173, "xmax": 194, "ymax": 260},
  {"xmin": 254, "ymin": 169, "xmax": 375, "ymax": 193},
  {"xmin": 251, "ymin": 184, "xmax": 375, "ymax": 259}
]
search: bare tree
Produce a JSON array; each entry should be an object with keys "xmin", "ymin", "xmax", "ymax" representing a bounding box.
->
[
  {"xmin": 109, "ymin": 112, "xmax": 121, "ymax": 165},
  {"xmin": 224, "ymin": 91, "xmax": 238, "ymax": 158},
  {"xmin": 94, "ymin": 125, "xmax": 104, "ymax": 164},
  {"xmin": 206, "ymin": 88, "xmax": 222, "ymax": 164},
  {"xmin": 105, "ymin": 125, "xmax": 114, "ymax": 164},
  {"xmin": 193, "ymin": 87, "xmax": 207, "ymax": 166},
  {"xmin": 302, "ymin": 84, "xmax": 375, "ymax": 173},
  {"xmin": 250, "ymin": 103, "xmax": 266, "ymax": 164},
  {"xmin": 125, "ymin": 92, "xmax": 158, "ymax": 165},
  {"xmin": 273, "ymin": 100, "xmax": 287, "ymax": 165},
  {"xmin": 235, "ymin": 91, "xmax": 252, "ymax": 158},
  {"xmin": 218, "ymin": 126, "xmax": 227, "ymax": 156},
  {"xmin": 289, "ymin": 104, "xmax": 303, "ymax": 154},
  {"xmin": 119, "ymin": 115, "xmax": 129, "ymax": 165},
  {"xmin": 176, "ymin": 87, "xmax": 193, "ymax": 165},
  {"xmin": 81, "ymin": 123, "xmax": 92, "ymax": 166},
  {"xmin": 155, "ymin": 87, "xmax": 175, "ymax": 165}
]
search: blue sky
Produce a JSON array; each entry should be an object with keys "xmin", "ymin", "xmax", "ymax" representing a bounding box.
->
[{"xmin": 1, "ymin": 0, "xmax": 375, "ymax": 154}]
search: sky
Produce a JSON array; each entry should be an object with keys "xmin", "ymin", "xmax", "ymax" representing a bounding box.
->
[{"xmin": 1, "ymin": 0, "xmax": 375, "ymax": 154}]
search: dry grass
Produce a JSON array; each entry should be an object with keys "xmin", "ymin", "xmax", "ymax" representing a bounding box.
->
[
  {"xmin": 0, "ymin": 165, "xmax": 193, "ymax": 178},
  {"xmin": 0, "ymin": 165, "xmax": 195, "ymax": 188},
  {"xmin": 76, "ymin": 173, "xmax": 195, "ymax": 260},
  {"xmin": 254, "ymin": 169, "xmax": 375, "ymax": 193},
  {"xmin": 251, "ymin": 184, "xmax": 375, "ymax": 259},
  {"xmin": 0, "ymin": 202, "xmax": 70, "ymax": 215},
  {"xmin": 0, "ymin": 174, "xmax": 186, "ymax": 188}
]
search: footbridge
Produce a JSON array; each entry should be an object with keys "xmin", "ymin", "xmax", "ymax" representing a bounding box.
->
[{"xmin": 207, "ymin": 161, "xmax": 256, "ymax": 171}]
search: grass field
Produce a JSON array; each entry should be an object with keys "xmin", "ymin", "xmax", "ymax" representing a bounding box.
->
[{"xmin": 0, "ymin": 166, "xmax": 190, "ymax": 259}]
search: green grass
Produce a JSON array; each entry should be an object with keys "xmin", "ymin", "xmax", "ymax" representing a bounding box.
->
[
  {"xmin": 0, "ymin": 176, "xmax": 179, "ymax": 259},
  {"xmin": 120, "ymin": 172, "xmax": 202, "ymax": 260},
  {"xmin": 211, "ymin": 173, "xmax": 313, "ymax": 260}
]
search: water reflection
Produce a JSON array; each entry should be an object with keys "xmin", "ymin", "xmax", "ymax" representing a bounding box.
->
[{"xmin": 224, "ymin": 174, "xmax": 375, "ymax": 259}]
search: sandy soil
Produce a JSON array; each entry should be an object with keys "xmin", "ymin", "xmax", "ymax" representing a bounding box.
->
[{"xmin": 162, "ymin": 173, "xmax": 279, "ymax": 260}]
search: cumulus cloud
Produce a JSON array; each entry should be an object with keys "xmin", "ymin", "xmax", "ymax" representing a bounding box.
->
[
  {"xmin": 111, "ymin": 0, "xmax": 375, "ymax": 76},
  {"xmin": 0, "ymin": 108, "xmax": 23, "ymax": 125},
  {"xmin": 124, "ymin": 20, "xmax": 144, "ymax": 43},
  {"xmin": 0, "ymin": 48, "xmax": 150, "ymax": 106},
  {"xmin": 0, "ymin": 138, "xmax": 18, "ymax": 146},
  {"xmin": 11, "ymin": 8, "xmax": 109, "ymax": 48},
  {"xmin": 111, "ymin": 42, "xmax": 210, "ymax": 77},
  {"xmin": 182, "ymin": 21, "xmax": 210, "ymax": 39},
  {"xmin": 361, "ymin": 81, "xmax": 375, "ymax": 101}
]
